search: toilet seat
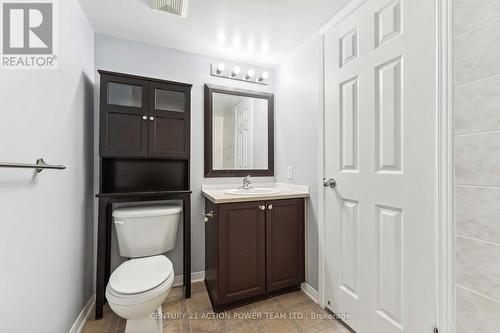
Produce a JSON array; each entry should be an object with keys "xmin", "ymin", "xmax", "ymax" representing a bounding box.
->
[
  {"xmin": 107, "ymin": 255, "xmax": 174, "ymax": 306},
  {"xmin": 109, "ymin": 255, "xmax": 173, "ymax": 294}
]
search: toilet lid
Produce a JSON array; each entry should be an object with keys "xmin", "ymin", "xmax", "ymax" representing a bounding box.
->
[{"xmin": 109, "ymin": 255, "xmax": 173, "ymax": 295}]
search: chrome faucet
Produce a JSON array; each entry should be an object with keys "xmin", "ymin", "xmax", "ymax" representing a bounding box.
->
[{"xmin": 241, "ymin": 175, "xmax": 252, "ymax": 190}]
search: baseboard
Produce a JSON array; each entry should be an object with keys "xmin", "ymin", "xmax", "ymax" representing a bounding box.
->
[
  {"xmin": 301, "ymin": 283, "xmax": 319, "ymax": 303},
  {"xmin": 68, "ymin": 294, "xmax": 95, "ymax": 333},
  {"xmin": 173, "ymin": 271, "xmax": 205, "ymax": 287}
]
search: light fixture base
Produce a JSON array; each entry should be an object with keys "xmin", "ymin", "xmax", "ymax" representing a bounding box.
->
[{"xmin": 210, "ymin": 63, "xmax": 269, "ymax": 85}]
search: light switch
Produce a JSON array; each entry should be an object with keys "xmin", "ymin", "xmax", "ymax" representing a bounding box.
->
[{"xmin": 287, "ymin": 166, "xmax": 293, "ymax": 180}]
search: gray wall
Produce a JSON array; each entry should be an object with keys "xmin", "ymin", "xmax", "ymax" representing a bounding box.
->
[
  {"xmin": 454, "ymin": 0, "xmax": 500, "ymax": 331},
  {"xmin": 275, "ymin": 33, "xmax": 322, "ymax": 290},
  {"xmin": 0, "ymin": 0, "xmax": 95, "ymax": 331},
  {"xmin": 93, "ymin": 34, "xmax": 275, "ymax": 276}
]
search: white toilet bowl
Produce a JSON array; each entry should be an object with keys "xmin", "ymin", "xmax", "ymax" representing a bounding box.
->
[{"xmin": 106, "ymin": 255, "xmax": 174, "ymax": 333}]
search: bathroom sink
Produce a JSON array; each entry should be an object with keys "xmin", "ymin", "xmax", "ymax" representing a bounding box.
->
[{"xmin": 223, "ymin": 188, "xmax": 281, "ymax": 196}]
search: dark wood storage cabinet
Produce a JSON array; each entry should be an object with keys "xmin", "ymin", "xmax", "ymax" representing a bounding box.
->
[
  {"xmin": 95, "ymin": 70, "xmax": 192, "ymax": 319},
  {"xmin": 205, "ymin": 198, "xmax": 305, "ymax": 311},
  {"xmin": 99, "ymin": 71, "xmax": 190, "ymax": 159}
]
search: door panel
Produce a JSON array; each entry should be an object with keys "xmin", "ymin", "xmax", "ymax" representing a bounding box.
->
[
  {"xmin": 218, "ymin": 202, "xmax": 266, "ymax": 304},
  {"xmin": 100, "ymin": 75, "xmax": 149, "ymax": 157},
  {"xmin": 105, "ymin": 112, "xmax": 145, "ymax": 153},
  {"xmin": 149, "ymin": 82, "xmax": 190, "ymax": 157},
  {"xmin": 266, "ymin": 199, "xmax": 305, "ymax": 292},
  {"xmin": 340, "ymin": 199, "xmax": 359, "ymax": 298},
  {"xmin": 151, "ymin": 116, "xmax": 186, "ymax": 153},
  {"xmin": 375, "ymin": 57, "xmax": 402, "ymax": 172},
  {"xmin": 324, "ymin": 0, "xmax": 437, "ymax": 332}
]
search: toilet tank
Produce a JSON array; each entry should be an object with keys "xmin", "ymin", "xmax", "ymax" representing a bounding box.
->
[{"xmin": 112, "ymin": 204, "xmax": 182, "ymax": 258}]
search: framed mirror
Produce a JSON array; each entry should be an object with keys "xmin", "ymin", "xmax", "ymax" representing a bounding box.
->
[{"xmin": 204, "ymin": 84, "xmax": 274, "ymax": 177}]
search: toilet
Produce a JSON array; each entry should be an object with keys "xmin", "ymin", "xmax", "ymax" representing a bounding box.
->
[{"xmin": 106, "ymin": 204, "xmax": 182, "ymax": 333}]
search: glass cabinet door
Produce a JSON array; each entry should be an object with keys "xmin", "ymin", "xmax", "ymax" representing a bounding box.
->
[
  {"xmin": 100, "ymin": 75, "xmax": 149, "ymax": 158},
  {"xmin": 107, "ymin": 82, "xmax": 143, "ymax": 108},
  {"xmin": 154, "ymin": 88, "xmax": 185, "ymax": 112},
  {"xmin": 149, "ymin": 83, "xmax": 190, "ymax": 158}
]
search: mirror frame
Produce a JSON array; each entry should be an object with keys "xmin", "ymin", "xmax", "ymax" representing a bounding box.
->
[{"xmin": 204, "ymin": 84, "xmax": 274, "ymax": 177}]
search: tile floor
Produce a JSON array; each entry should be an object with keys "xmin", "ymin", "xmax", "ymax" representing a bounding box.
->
[{"xmin": 82, "ymin": 282, "xmax": 350, "ymax": 333}]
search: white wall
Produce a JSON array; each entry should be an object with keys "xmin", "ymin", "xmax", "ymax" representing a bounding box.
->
[
  {"xmin": 0, "ymin": 0, "xmax": 95, "ymax": 332},
  {"xmin": 93, "ymin": 34, "xmax": 275, "ymax": 276},
  {"xmin": 275, "ymin": 33, "xmax": 322, "ymax": 290},
  {"xmin": 453, "ymin": 0, "xmax": 500, "ymax": 330}
]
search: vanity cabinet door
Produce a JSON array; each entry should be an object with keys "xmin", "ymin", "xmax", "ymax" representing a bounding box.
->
[
  {"xmin": 148, "ymin": 82, "xmax": 190, "ymax": 158},
  {"xmin": 218, "ymin": 201, "xmax": 266, "ymax": 304},
  {"xmin": 100, "ymin": 75, "xmax": 149, "ymax": 157},
  {"xmin": 266, "ymin": 198, "xmax": 305, "ymax": 292}
]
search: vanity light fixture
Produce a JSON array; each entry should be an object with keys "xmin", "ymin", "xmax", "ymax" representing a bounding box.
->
[
  {"xmin": 231, "ymin": 66, "xmax": 241, "ymax": 77},
  {"xmin": 259, "ymin": 71, "xmax": 269, "ymax": 82},
  {"xmin": 245, "ymin": 69, "xmax": 255, "ymax": 80},
  {"xmin": 216, "ymin": 62, "xmax": 225, "ymax": 75},
  {"xmin": 210, "ymin": 63, "xmax": 269, "ymax": 85}
]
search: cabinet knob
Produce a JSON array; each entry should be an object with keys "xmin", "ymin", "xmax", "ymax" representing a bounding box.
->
[
  {"xmin": 142, "ymin": 116, "xmax": 147, "ymax": 120},
  {"xmin": 259, "ymin": 205, "xmax": 266, "ymax": 211},
  {"xmin": 150, "ymin": 116, "xmax": 155, "ymax": 121},
  {"xmin": 268, "ymin": 204, "xmax": 273, "ymax": 210}
]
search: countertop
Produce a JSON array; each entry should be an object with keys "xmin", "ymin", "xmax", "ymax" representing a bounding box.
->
[{"xmin": 201, "ymin": 183, "xmax": 309, "ymax": 204}]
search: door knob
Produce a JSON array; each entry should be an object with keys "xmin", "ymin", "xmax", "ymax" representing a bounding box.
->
[
  {"xmin": 268, "ymin": 204, "xmax": 273, "ymax": 210},
  {"xmin": 149, "ymin": 116, "xmax": 155, "ymax": 121},
  {"xmin": 142, "ymin": 116, "xmax": 147, "ymax": 120},
  {"xmin": 259, "ymin": 205, "xmax": 266, "ymax": 211},
  {"xmin": 323, "ymin": 178, "xmax": 336, "ymax": 189}
]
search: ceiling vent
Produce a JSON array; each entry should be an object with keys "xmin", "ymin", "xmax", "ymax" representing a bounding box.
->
[{"xmin": 151, "ymin": 0, "xmax": 188, "ymax": 17}]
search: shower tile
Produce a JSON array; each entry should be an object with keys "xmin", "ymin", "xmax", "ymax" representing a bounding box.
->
[
  {"xmin": 456, "ymin": 236, "xmax": 500, "ymax": 301},
  {"xmin": 455, "ymin": 186, "xmax": 500, "ymax": 244},
  {"xmin": 454, "ymin": 19, "xmax": 500, "ymax": 85},
  {"xmin": 455, "ymin": 132, "xmax": 500, "ymax": 186},
  {"xmin": 456, "ymin": 285, "xmax": 500, "ymax": 333},
  {"xmin": 454, "ymin": 75, "xmax": 500, "ymax": 134},
  {"xmin": 454, "ymin": 0, "xmax": 500, "ymax": 36}
]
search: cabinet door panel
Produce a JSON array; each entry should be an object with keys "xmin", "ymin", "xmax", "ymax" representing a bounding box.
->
[
  {"xmin": 149, "ymin": 82, "xmax": 190, "ymax": 157},
  {"xmin": 100, "ymin": 75, "xmax": 149, "ymax": 157},
  {"xmin": 266, "ymin": 199, "xmax": 305, "ymax": 292},
  {"xmin": 106, "ymin": 112, "xmax": 147, "ymax": 154},
  {"xmin": 107, "ymin": 82, "xmax": 143, "ymax": 108},
  {"xmin": 219, "ymin": 202, "xmax": 266, "ymax": 304},
  {"xmin": 154, "ymin": 88, "xmax": 185, "ymax": 112},
  {"xmin": 149, "ymin": 114, "xmax": 187, "ymax": 156}
]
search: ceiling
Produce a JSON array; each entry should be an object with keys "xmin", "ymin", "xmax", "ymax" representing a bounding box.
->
[{"xmin": 78, "ymin": 0, "xmax": 351, "ymax": 67}]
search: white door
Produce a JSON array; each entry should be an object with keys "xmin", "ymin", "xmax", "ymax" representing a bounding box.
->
[
  {"xmin": 323, "ymin": 1, "xmax": 437, "ymax": 333},
  {"xmin": 235, "ymin": 99, "xmax": 254, "ymax": 169}
]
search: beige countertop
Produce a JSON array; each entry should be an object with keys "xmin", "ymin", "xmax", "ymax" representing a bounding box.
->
[{"xmin": 201, "ymin": 183, "xmax": 309, "ymax": 204}]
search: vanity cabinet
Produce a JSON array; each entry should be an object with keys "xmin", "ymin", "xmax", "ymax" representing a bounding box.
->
[
  {"xmin": 99, "ymin": 71, "xmax": 191, "ymax": 158},
  {"xmin": 204, "ymin": 198, "xmax": 305, "ymax": 311}
]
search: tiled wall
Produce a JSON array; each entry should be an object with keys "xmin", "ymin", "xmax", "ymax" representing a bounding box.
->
[{"xmin": 454, "ymin": 0, "xmax": 500, "ymax": 331}]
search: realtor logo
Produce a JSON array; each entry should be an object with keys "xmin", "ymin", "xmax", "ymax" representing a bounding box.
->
[{"xmin": 1, "ymin": 1, "xmax": 57, "ymax": 68}]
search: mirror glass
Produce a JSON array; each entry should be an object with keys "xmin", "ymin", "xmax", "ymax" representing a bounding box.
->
[{"xmin": 212, "ymin": 92, "xmax": 269, "ymax": 170}]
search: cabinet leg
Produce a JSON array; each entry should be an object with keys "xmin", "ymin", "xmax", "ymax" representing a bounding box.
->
[
  {"xmin": 95, "ymin": 198, "xmax": 109, "ymax": 319},
  {"xmin": 183, "ymin": 196, "xmax": 191, "ymax": 298}
]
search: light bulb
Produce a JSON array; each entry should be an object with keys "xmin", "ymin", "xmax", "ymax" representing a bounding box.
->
[
  {"xmin": 216, "ymin": 62, "xmax": 225, "ymax": 74},
  {"xmin": 231, "ymin": 66, "xmax": 241, "ymax": 77},
  {"xmin": 259, "ymin": 71, "xmax": 269, "ymax": 82},
  {"xmin": 246, "ymin": 69, "xmax": 255, "ymax": 80}
]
